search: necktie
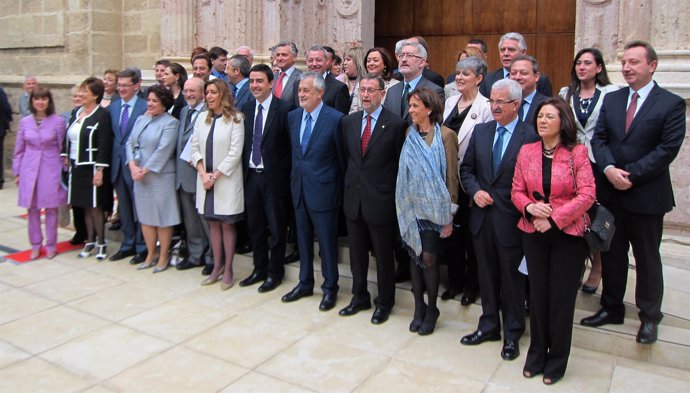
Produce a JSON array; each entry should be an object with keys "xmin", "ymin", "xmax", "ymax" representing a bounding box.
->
[
  {"xmin": 119, "ymin": 103, "xmax": 129, "ymax": 138},
  {"xmin": 300, "ymin": 113, "xmax": 312, "ymax": 154},
  {"xmin": 232, "ymin": 86, "xmax": 238, "ymax": 97},
  {"xmin": 361, "ymin": 114, "xmax": 372, "ymax": 154},
  {"xmin": 275, "ymin": 72, "xmax": 286, "ymax": 98},
  {"xmin": 252, "ymin": 104, "xmax": 263, "ymax": 166},
  {"xmin": 184, "ymin": 108, "xmax": 195, "ymax": 130},
  {"xmin": 492, "ymin": 126, "xmax": 508, "ymax": 177},
  {"xmin": 401, "ymin": 83, "xmax": 410, "ymax": 115},
  {"xmin": 518, "ymin": 99, "xmax": 527, "ymax": 121},
  {"xmin": 625, "ymin": 91, "xmax": 639, "ymax": 133}
]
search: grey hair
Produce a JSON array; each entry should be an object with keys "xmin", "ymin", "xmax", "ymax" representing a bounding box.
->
[
  {"xmin": 307, "ymin": 45, "xmax": 328, "ymax": 59},
  {"xmin": 456, "ymin": 56, "xmax": 488, "ymax": 78},
  {"xmin": 300, "ymin": 71, "xmax": 325, "ymax": 92},
  {"xmin": 236, "ymin": 45, "xmax": 254, "ymax": 56},
  {"xmin": 499, "ymin": 32, "xmax": 527, "ymax": 52},
  {"xmin": 228, "ymin": 55, "xmax": 251, "ymax": 77},
  {"xmin": 275, "ymin": 40, "xmax": 298, "ymax": 56},
  {"xmin": 401, "ymin": 40, "xmax": 428, "ymax": 60},
  {"xmin": 394, "ymin": 39, "xmax": 406, "ymax": 54},
  {"xmin": 510, "ymin": 54, "xmax": 539, "ymax": 74},
  {"xmin": 491, "ymin": 79, "xmax": 522, "ymax": 101}
]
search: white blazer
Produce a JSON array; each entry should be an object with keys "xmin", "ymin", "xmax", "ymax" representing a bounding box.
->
[
  {"xmin": 190, "ymin": 111, "xmax": 245, "ymax": 215},
  {"xmin": 442, "ymin": 91, "xmax": 493, "ymax": 166},
  {"xmin": 558, "ymin": 84, "xmax": 620, "ymax": 162}
]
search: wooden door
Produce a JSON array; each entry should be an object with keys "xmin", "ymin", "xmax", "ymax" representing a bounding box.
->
[{"xmin": 374, "ymin": 0, "xmax": 576, "ymax": 96}]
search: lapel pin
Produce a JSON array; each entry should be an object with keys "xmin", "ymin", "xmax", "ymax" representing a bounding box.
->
[{"xmin": 471, "ymin": 113, "xmax": 477, "ymax": 119}]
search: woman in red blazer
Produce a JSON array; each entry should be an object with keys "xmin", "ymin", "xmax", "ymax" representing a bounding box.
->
[{"xmin": 511, "ymin": 97, "xmax": 595, "ymax": 385}]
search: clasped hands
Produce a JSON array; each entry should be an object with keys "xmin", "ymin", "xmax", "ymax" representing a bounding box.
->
[
  {"xmin": 526, "ymin": 202, "xmax": 553, "ymax": 233},
  {"xmin": 605, "ymin": 167, "xmax": 632, "ymax": 190},
  {"xmin": 129, "ymin": 162, "xmax": 147, "ymax": 181}
]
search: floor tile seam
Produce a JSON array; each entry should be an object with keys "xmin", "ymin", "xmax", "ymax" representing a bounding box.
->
[
  {"xmin": 574, "ymin": 323, "xmax": 690, "ymax": 347},
  {"xmin": 0, "ymin": 338, "xmax": 35, "ymax": 370},
  {"xmin": 307, "ymin": 323, "xmax": 415, "ymax": 358},
  {"xmin": 0, "ymin": 299, "xmax": 62, "ymax": 328},
  {"xmin": 350, "ymin": 355, "xmax": 395, "ymax": 392},
  {"xmin": 0, "ymin": 263, "xmax": 79, "ymax": 288},
  {"xmin": 34, "ymin": 351, "xmax": 105, "ymax": 386},
  {"xmin": 24, "ymin": 275, "xmax": 126, "ymax": 305},
  {"xmin": 241, "ymin": 368, "xmax": 320, "ymax": 393}
]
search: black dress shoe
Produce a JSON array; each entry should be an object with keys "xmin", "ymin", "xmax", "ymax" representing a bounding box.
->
[
  {"xmin": 258, "ymin": 277, "xmax": 281, "ymax": 293},
  {"xmin": 501, "ymin": 340, "xmax": 520, "ymax": 360},
  {"xmin": 338, "ymin": 301, "xmax": 371, "ymax": 316},
  {"xmin": 636, "ymin": 322, "xmax": 658, "ymax": 344},
  {"xmin": 69, "ymin": 236, "xmax": 86, "ymax": 246},
  {"xmin": 283, "ymin": 250, "xmax": 300, "ymax": 264},
  {"xmin": 129, "ymin": 252, "xmax": 148, "ymax": 264},
  {"xmin": 418, "ymin": 307, "xmax": 440, "ymax": 335},
  {"xmin": 580, "ymin": 309, "xmax": 624, "ymax": 327},
  {"xmin": 460, "ymin": 330, "xmax": 501, "ymax": 346},
  {"xmin": 319, "ymin": 293, "xmax": 337, "ymax": 311},
  {"xmin": 239, "ymin": 271, "xmax": 267, "ymax": 287},
  {"xmin": 581, "ymin": 283, "xmax": 598, "ymax": 294},
  {"xmin": 281, "ymin": 286, "xmax": 313, "ymax": 303},
  {"xmin": 108, "ymin": 221, "xmax": 121, "ymax": 231},
  {"xmin": 201, "ymin": 264, "xmax": 213, "ymax": 276},
  {"xmin": 441, "ymin": 288, "xmax": 460, "ymax": 301},
  {"xmin": 235, "ymin": 244, "xmax": 253, "ymax": 254},
  {"xmin": 460, "ymin": 292, "xmax": 477, "ymax": 306},
  {"xmin": 109, "ymin": 249, "xmax": 136, "ymax": 262},
  {"xmin": 176, "ymin": 259, "xmax": 202, "ymax": 271},
  {"xmin": 371, "ymin": 308, "xmax": 390, "ymax": 325}
]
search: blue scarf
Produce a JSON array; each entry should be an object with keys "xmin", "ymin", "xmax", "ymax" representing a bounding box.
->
[{"xmin": 395, "ymin": 123, "xmax": 452, "ymax": 256}]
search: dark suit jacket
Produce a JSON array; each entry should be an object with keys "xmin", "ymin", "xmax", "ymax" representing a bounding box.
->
[
  {"xmin": 109, "ymin": 96, "xmax": 147, "ymax": 184},
  {"xmin": 460, "ymin": 119, "xmax": 539, "ymax": 247},
  {"xmin": 274, "ymin": 68, "xmax": 302, "ymax": 109},
  {"xmin": 289, "ymin": 104, "xmax": 345, "ymax": 212},
  {"xmin": 288, "ymin": 73, "xmax": 350, "ymax": 115},
  {"xmin": 522, "ymin": 91, "xmax": 548, "ymax": 126},
  {"xmin": 65, "ymin": 106, "xmax": 113, "ymax": 166},
  {"xmin": 480, "ymin": 68, "xmax": 553, "ymax": 98},
  {"xmin": 591, "ymin": 83, "xmax": 686, "ymax": 215},
  {"xmin": 170, "ymin": 93, "xmax": 186, "ymax": 120},
  {"xmin": 0, "ymin": 87, "xmax": 12, "ymax": 132},
  {"xmin": 241, "ymin": 96, "xmax": 292, "ymax": 197},
  {"xmin": 233, "ymin": 81, "xmax": 251, "ymax": 109},
  {"xmin": 382, "ymin": 76, "xmax": 445, "ymax": 122},
  {"xmin": 341, "ymin": 107, "xmax": 406, "ymax": 225},
  {"xmin": 176, "ymin": 103, "xmax": 207, "ymax": 193}
]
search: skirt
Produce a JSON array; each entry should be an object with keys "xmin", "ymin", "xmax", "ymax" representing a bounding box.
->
[{"xmin": 68, "ymin": 163, "xmax": 114, "ymax": 211}]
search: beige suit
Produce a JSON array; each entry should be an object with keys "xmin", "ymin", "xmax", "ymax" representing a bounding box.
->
[
  {"xmin": 190, "ymin": 112, "xmax": 245, "ymax": 215},
  {"xmin": 442, "ymin": 91, "xmax": 493, "ymax": 170}
]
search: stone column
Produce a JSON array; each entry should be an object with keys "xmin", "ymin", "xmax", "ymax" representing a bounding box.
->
[{"xmin": 160, "ymin": 0, "xmax": 194, "ymax": 57}]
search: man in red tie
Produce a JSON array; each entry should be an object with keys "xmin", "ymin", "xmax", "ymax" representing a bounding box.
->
[
  {"xmin": 586, "ymin": 40, "xmax": 686, "ymax": 344},
  {"xmin": 337, "ymin": 74, "xmax": 407, "ymax": 324},
  {"xmin": 272, "ymin": 40, "xmax": 302, "ymax": 109}
]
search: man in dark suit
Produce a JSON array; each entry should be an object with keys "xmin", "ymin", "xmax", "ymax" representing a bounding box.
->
[
  {"xmin": 108, "ymin": 68, "xmax": 148, "ymax": 263},
  {"xmin": 480, "ymin": 32, "xmax": 553, "ymax": 98},
  {"xmin": 338, "ymin": 74, "xmax": 406, "ymax": 324},
  {"xmin": 383, "ymin": 40, "xmax": 444, "ymax": 123},
  {"xmin": 272, "ymin": 40, "xmax": 302, "ymax": 110},
  {"xmin": 460, "ymin": 78, "xmax": 539, "ymax": 361},
  {"xmin": 227, "ymin": 54, "xmax": 251, "ymax": 108},
  {"xmin": 281, "ymin": 72, "xmax": 345, "ymax": 311},
  {"xmin": 510, "ymin": 55, "xmax": 548, "ymax": 125},
  {"xmin": 174, "ymin": 77, "xmax": 212, "ymax": 272},
  {"xmin": 584, "ymin": 41, "xmax": 686, "ymax": 344},
  {"xmin": 0, "ymin": 86, "xmax": 12, "ymax": 190},
  {"xmin": 238, "ymin": 64, "xmax": 292, "ymax": 293},
  {"xmin": 287, "ymin": 46, "xmax": 349, "ymax": 115}
]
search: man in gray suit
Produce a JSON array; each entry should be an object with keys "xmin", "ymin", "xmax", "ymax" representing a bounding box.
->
[
  {"xmin": 383, "ymin": 40, "xmax": 444, "ymax": 122},
  {"xmin": 175, "ymin": 77, "xmax": 212, "ymax": 272},
  {"xmin": 272, "ymin": 40, "xmax": 302, "ymax": 109}
]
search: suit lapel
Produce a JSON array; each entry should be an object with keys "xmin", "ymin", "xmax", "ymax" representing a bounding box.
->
[
  {"xmin": 494, "ymin": 122, "xmax": 524, "ymax": 181},
  {"xmin": 291, "ymin": 109, "xmax": 304, "ymax": 158},
  {"xmin": 304, "ymin": 109, "xmax": 327, "ymax": 154},
  {"xmin": 261, "ymin": 98, "xmax": 278, "ymax": 146},
  {"xmin": 364, "ymin": 111, "xmax": 388, "ymax": 157},
  {"xmin": 625, "ymin": 84, "xmax": 658, "ymax": 138}
]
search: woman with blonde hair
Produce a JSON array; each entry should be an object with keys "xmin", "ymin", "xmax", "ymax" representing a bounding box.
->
[{"xmin": 337, "ymin": 47, "xmax": 366, "ymax": 113}]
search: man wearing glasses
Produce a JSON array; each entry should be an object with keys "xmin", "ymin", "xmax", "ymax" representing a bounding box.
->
[
  {"xmin": 383, "ymin": 41, "xmax": 444, "ymax": 122},
  {"xmin": 338, "ymin": 74, "xmax": 406, "ymax": 325},
  {"xmin": 460, "ymin": 78, "xmax": 538, "ymax": 361},
  {"xmin": 108, "ymin": 68, "xmax": 149, "ymax": 263}
]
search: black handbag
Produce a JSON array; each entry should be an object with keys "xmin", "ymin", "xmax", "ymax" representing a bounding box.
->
[{"xmin": 568, "ymin": 152, "xmax": 616, "ymax": 252}]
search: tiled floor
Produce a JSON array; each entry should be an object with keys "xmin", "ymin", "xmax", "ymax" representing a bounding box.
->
[{"xmin": 1, "ymin": 185, "xmax": 690, "ymax": 392}]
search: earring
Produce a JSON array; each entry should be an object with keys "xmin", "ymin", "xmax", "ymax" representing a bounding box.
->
[{"xmin": 428, "ymin": 112, "xmax": 431, "ymax": 116}]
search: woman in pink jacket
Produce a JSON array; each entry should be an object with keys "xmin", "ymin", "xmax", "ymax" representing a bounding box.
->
[
  {"xmin": 511, "ymin": 97, "xmax": 595, "ymax": 385},
  {"xmin": 13, "ymin": 86, "xmax": 67, "ymax": 259}
]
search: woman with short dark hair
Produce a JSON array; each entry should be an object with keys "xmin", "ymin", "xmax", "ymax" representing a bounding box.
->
[
  {"xmin": 162, "ymin": 62, "xmax": 188, "ymax": 119},
  {"xmin": 126, "ymin": 85, "xmax": 181, "ymax": 273}
]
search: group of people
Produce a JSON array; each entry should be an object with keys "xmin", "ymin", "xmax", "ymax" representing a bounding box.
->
[{"xmin": 8, "ymin": 32, "xmax": 685, "ymax": 385}]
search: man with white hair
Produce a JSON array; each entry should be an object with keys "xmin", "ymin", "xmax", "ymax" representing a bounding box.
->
[
  {"xmin": 480, "ymin": 32, "xmax": 553, "ymax": 98},
  {"xmin": 236, "ymin": 45, "xmax": 254, "ymax": 66}
]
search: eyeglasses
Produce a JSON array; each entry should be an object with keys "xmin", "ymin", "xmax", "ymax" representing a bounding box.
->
[
  {"xmin": 487, "ymin": 99, "xmax": 516, "ymax": 106},
  {"xmin": 397, "ymin": 53, "xmax": 423, "ymax": 60},
  {"xmin": 117, "ymin": 84, "xmax": 134, "ymax": 89},
  {"xmin": 358, "ymin": 87, "xmax": 383, "ymax": 94}
]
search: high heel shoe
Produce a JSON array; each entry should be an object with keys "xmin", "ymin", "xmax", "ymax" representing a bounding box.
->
[
  {"xmin": 79, "ymin": 242, "xmax": 96, "ymax": 258},
  {"xmin": 30, "ymin": 247, "xmax": 41, "ymax": 260},
  {"xmin": 137, "ymin": 262, "xmax": 154, "ymax": 270},
  {"xmin": 201, "ymin": 276, "xmax": 220, "ymax": 286},
  {"xmin": 409, "ymin": 303, "xmax": 427, "ymax": 333},
  {"xmin": 418, "ymin": 307, "xmax": 440, "ymax": 336},
  {"xmin": 220, "ymin": 280, "xmax": 234, "ymax": 291},
  {"xmin": 152, "ymin": 263, "xmax": 169, "ymax": 274},
  {"xmin": 581, "ymin": 283, "xmax": 598, "ymax": 294},
  {"xmin": 95, "ymin": 242, "xmax": 107, "ymax": 261},
  {"xmin": 46, "ymin": 249, "xmax": 56, "ymax": 259}
]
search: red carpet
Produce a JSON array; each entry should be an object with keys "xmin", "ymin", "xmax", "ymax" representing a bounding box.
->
[{"xmin": 4, "ymin": 241, "xmax": 83, "ymax": 264}]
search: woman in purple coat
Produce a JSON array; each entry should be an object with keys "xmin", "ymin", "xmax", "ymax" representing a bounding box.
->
[{"xmin": 13, "ymin": 86, "xmax": 67, "ymax": 259}]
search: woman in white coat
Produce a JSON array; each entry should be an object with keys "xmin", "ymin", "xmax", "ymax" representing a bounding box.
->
[
  {"xmin": 191, "ymin": 79, "xmax": 244, "ymax": 290},
  {"xmin": 440, "ymin": 56, "xmax": 493, "ymax": 303},
  {"xmin": 558, "ymin": 48, "xmax": 619, "ymax": 294}
]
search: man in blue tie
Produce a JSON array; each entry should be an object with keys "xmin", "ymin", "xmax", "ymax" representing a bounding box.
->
[
  {"xmin": 459, "ymin": 79, "xmax": 538, "ymax": 361},
  {"xmin": 281, "ymin": 72, "xmax": 345, "ymax": 311}
]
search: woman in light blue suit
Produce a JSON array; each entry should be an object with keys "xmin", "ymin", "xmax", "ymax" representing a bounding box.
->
[{"xmin": 126, "ymin": 85, "xmax": 181, "ymax": 272}]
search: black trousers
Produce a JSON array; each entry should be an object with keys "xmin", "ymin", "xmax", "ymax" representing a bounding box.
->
[
  {"xmin": 523, "ymin": 229, "xmax": 586, "ymax": 379},
  {"xmin": 345, "ymin": 209, "xmax": 396, "ymax": 311},
  {"xmin": 472, "ymin": 210, "xmax": 525, "ymax": 340},
  {"xmin": 245, "ymin": 170, "xmax": 287, "ymax": 280},
  {"xmin": 601, "ymin": 202, "xmax": 665, "ymax": 323},
  {"xmin": 445, "ymin": 188, "xmax": 478, "ymax": 294}
]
